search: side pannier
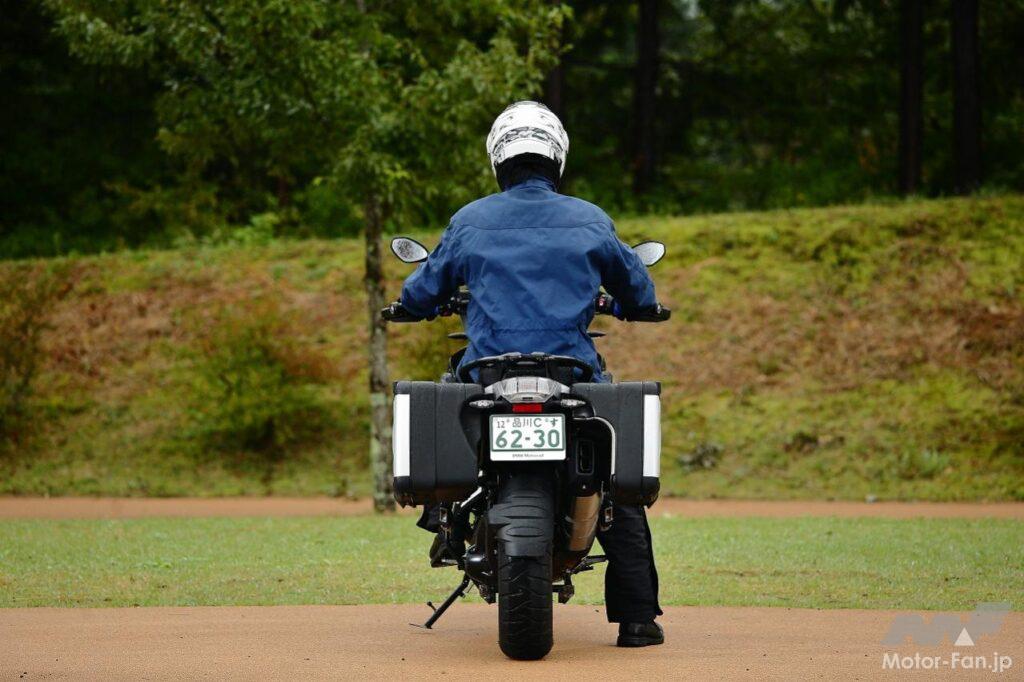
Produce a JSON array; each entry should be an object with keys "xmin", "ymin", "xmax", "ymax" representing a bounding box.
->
[
  {"xmin": 392, "ymin": 381, "xmax": 482, "ymax": 506},
  {"xmin": 572, "ymin": 381, "xmax": 661, "ymax": 506}
]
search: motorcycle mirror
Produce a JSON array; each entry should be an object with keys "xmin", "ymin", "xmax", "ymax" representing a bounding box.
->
[
  {"xmin": 632, "ymin": 240, "xmax": 666, "ymax": 267},
  {"xmin": 390, "ymin": 237, "xmax": 430, "ymax": 264}
]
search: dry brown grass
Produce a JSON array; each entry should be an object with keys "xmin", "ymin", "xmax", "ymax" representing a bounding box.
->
[{"xmin": 3, "ymin": 194, "xmax": 1022, "ymax": 497}]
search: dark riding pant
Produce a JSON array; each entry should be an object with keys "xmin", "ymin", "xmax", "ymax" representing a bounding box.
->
[{"xmin": 596, "ymin": 503, "xmax": 663, "ymax": 623}]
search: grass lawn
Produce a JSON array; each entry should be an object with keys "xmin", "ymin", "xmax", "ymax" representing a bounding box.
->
[{"xmin": 1, "ymin": 515, "xmax": 1020, "ymax": 611}]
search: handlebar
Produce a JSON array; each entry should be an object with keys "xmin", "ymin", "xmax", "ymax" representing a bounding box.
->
[
  {"xmin": 381, "ymin": 291, "xmax": 670, "ymax": 323},
  {"xmin": 380, "ymin": 301, "xmax": 422, "ymax": 323}
]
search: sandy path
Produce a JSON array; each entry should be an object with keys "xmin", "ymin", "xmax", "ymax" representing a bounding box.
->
[
  {"xmin": 1, "ymin": 604, "xmax": 1020, "ymax": 680},
  {"xmin": 1, "ymin": 496, "xmax": 1022, "ymax": 519}
]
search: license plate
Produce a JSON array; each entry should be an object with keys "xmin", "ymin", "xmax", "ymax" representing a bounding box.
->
[{"xmin": 489, "ymin": 414, "xmax": 566, "ymax": 461}]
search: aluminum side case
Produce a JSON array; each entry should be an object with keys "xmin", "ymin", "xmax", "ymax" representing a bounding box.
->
[
  {"xmin": 392, "ymin": 381, "xmax": 482, "ymax": 506},
  {"xmin": 571, "ymin": 381, "xmax": 661, "ymax": 506}
]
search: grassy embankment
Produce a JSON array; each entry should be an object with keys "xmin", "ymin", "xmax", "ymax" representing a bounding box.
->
[
  {"xmin": 1, "ymin": 195, "xmax": 1022, "ymax": 499},
  {"xmin": 1, "ymin": 515, "xmax": 1020, "ymax": 610}
]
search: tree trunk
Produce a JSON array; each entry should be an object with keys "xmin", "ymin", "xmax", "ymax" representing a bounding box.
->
[
  {"xmin": 951, "ymin": 0, "xmax": 982, "ymax": 193},
  {"xmin": 363, "ymin": 197, "xmax": 395, "ymax": 513},
  {"xmin": 898, "ymin": 0, "xmax": 924, "ymax": 195},
  {"xmin": 544, "ymin": 57, "xmax": 565, "ymax": 121},
  {"xmin": 543, "ymin": 0, "xmax": 565, "ymax": 121},
  {"xmin": 632, "ymin": 0, "xmax": 660, "ymax": 195}
]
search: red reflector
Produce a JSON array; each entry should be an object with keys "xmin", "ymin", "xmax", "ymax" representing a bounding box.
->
[{"xmin": 511, "ymin": 403, "xmax": 544, "ymax": 413}]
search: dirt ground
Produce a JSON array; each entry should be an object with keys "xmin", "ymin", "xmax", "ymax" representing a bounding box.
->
[
  {"xmin": 1, "ymin": 604, "xmax": 1020, "ymax": 680},
  {"xmin": 3, "ymin": 497, "xmax": 1020, "ymax": 679},
  {"xmin": 2, "ymin": 496, "xmax": 1023, "ymax": 519}
]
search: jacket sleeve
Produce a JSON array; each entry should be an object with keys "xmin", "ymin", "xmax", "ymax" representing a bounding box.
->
[
  {"xmin": 400, "ymin": 224, "xmax": 464, "ymax": 318},
  {"xmin": 599, "ymin": 223, "xmax": 657, "ymax": 312}
]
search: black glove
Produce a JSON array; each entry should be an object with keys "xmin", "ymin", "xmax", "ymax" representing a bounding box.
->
[
  {"xmin": 623, "ymin": 303, "xmax": 671, "ymax": 322},
  {"xmin": 380, "ymin": 301, "xmax": 429, "ymax": 322},
  {"xmin": 594, "ymin": 292, "xmax": 623, "ymax": 318}
]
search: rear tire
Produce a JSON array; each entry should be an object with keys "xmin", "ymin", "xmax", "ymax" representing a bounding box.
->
[{"xmin": 497, "ymin": 544, "xmax": 553, "ymax": 660}]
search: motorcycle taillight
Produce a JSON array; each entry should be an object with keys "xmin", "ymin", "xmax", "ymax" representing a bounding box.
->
[{"xmin": 511, "ymin": 403, "xmax": 544, "ymax": 413}]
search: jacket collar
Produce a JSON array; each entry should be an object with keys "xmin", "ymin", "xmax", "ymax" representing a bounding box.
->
[{"xmin": 507, "ymin": 175, "xmax": 557, "ymax": 192}]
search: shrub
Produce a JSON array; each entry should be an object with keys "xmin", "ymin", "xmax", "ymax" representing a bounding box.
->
[
  {"xmin": 0, "ymin": 263, "xmax": 71, "ymax": 442},
  {"xmin": 183, "ymin": 298, "xmax": 339, "ymax": 459},
  {"xmin": 896, "ymin": 449, "xmax": 951, "ymax": 480},
  {"xmin": 678, "ymin": 441, "xmax": 723, "ymax": 472}
]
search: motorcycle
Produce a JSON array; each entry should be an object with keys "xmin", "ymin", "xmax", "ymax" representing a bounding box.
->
[{"xmin": 382, "ymin": 236, "xmax": 670, "ymax": 660}]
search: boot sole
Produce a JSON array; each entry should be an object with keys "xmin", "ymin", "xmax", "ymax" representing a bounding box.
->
[{"xmin": 616, "ymin": 635, "xmax": 665, "ymax": 648}]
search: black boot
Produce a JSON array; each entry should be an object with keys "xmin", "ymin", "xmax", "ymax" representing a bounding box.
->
[{"xmin": 617, "ymin": 621, "xmax": 664, "ymax": 647}]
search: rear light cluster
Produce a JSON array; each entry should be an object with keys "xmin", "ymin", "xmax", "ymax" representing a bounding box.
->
[{"xmin": 469, "ymin": 397, "xmax": 586, "ymax": 411}]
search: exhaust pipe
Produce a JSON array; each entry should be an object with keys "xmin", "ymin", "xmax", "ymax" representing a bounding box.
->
[{"xmin": 567, "ymin": 493, "xmax": 601, "ymax": 551}]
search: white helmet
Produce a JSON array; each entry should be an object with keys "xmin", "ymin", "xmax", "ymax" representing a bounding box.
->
[{"xmin": 486, "ymin": 101, "xmax": 569, "ymax": 177}]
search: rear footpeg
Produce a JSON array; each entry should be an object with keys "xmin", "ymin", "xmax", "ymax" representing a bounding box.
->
[{"xmin": 570, "ymin": 554, "xmax": 607, "ymax": 575}]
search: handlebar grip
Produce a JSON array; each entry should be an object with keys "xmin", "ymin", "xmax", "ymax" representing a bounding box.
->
[
  {"xmin": 380, "ymin": 302, "xmax": 423, "ymax": 323},
  {"xmin": 624, "ymin": 303, "xmax": 671, "ymax": 322},
  {"xmin": 594, "ymin": 293, "xmax": 669, "ymax": 322}
]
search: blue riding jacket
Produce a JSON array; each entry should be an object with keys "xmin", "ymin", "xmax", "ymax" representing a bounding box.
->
[{"xmin": 400, "ymin": 176, "xmax": 657, "ymax": 381}]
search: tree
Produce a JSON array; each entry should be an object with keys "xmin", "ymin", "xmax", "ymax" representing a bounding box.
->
[
  {"xmin": 632, "ymin": 0, "xmax": 660, "ymax": 194},
  {"xmin": 951, "ymin": 0, "xmax": 982, "ymax": 193},
  {"xmin": 544, "ymin": 0, "xmax": 566, "ymax": 120},
  {"xmin": 44, "ymin": 0, "xmax": 565, "ymax": 510},
  {"xmin": 898, "ymin": 0, "xmax": 924, "ymax": 194}
]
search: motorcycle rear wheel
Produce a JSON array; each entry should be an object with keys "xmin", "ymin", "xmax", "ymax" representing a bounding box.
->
[{"xmin": 497, "ymin": 544, "xmax": 553, "ymax": 660}]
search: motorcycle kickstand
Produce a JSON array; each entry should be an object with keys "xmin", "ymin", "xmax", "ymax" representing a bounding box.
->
[{"xmin": 412, "ymin": 574, "xmax": 471, "ymax": 629}]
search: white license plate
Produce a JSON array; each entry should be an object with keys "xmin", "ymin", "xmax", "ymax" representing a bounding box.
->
[{"xmin": 489, "ymin": 414, "xmax": 566, "ymax": 461}]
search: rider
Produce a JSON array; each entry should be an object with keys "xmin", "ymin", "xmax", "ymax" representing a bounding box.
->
[{"xmin": 398, "ymin": 101, "xmax": 664, "ymax": 648}]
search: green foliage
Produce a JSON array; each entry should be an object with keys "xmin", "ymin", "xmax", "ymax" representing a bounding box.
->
[
  {"xmin": 182, "ymin": 298, "xmax": 338, "ymax": 459},
  {"xmin": 5, "ymin": 1, "xmax": 1024, "ymax": 256},
  {"xmin": 38, "ymin": 0, "xmax": 566, "ymax": 238},
  {"xmin": 896, "ymin": 449, "xmax": 951, "ymax": 481},
  {"xmin": 0, "ymin": 262, "xmax": 70, "ymax": 442},
  {"xmin": 563, "ymin": 0, "xmax": 1024, "ymax": 212},
  {"xmin": 203, "ymin": 213, "xmax": 281, "ymax": 249},
  {"xmin": 0, "ymin": 0, "xmax": 168, "ymax": 258}
]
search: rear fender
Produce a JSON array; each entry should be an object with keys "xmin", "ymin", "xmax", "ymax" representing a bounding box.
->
[{"xmin": 488, "ymin": 472, "xmax": 555, "ymax": 558}]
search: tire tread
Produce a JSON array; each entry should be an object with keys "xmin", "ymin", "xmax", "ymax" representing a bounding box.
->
[{"xmin": 497, "ymin": 545, "xmax": 553, "ymax": 660}]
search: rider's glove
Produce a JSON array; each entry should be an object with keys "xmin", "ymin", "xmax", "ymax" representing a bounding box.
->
[
  {"xmin": 382, "ymin": 301, "xmax": 433, "ymax": 321},
  {"xmin": 594, "ymin": 292, "xmax": 615, "ymax": 316},
  {"xmin": 435, "ymin": 299, "xmax": 455, "ymax": 317}
]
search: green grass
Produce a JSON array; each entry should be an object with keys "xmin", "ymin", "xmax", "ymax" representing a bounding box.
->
[
  {"xmin": 2, "ymin": 194, "xmax": 1023, "ymax": 499},
  {"xmin": 1, "ymin": 515, "xmax": 1020, "ymax": 610}
]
